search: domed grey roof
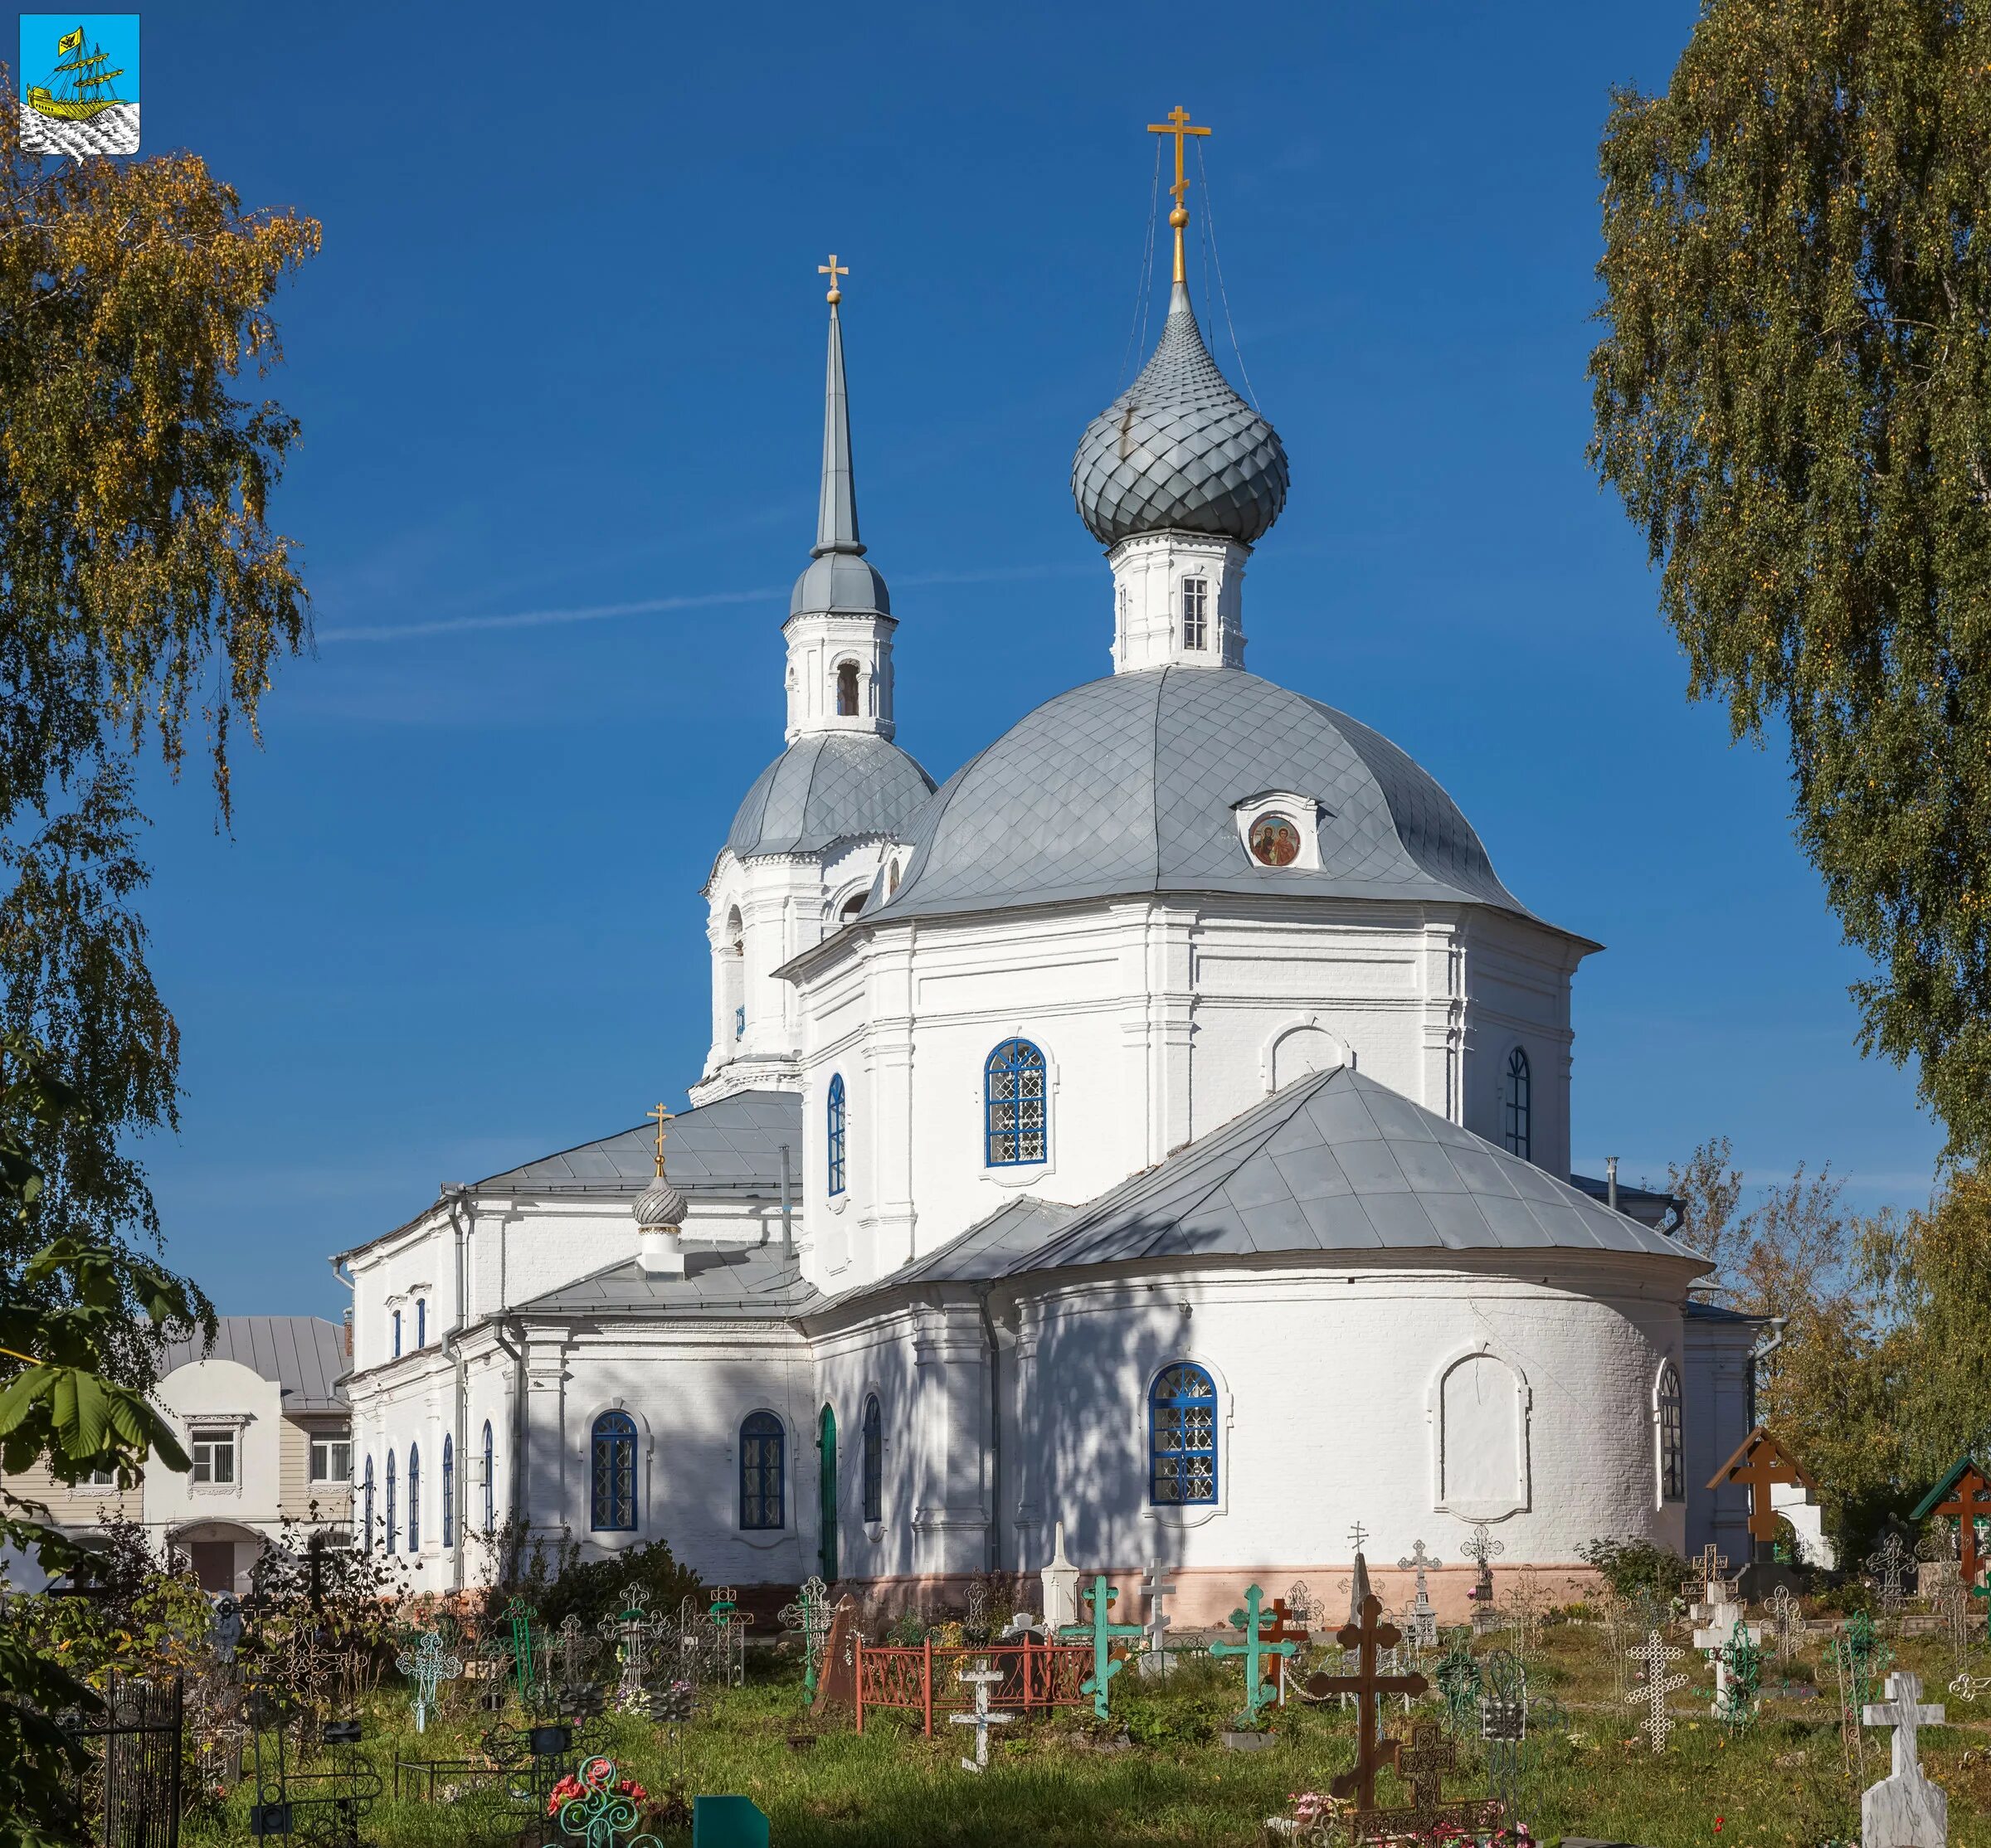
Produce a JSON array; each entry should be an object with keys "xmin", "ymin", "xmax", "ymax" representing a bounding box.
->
[
  {"xmin": 867, "ymin": 667, "xmax": 1535, "ymax": 923},
  {"xmin": 1072, "ymin": 282, "xmax": 1288, "ymax": 547},
  {"xmin": 726, "ymin": 731, "xmax": 937, "ymax": 861},
  {"xmin": 791, "ymin": 550, "xmax": 889, "ymax": 618}
]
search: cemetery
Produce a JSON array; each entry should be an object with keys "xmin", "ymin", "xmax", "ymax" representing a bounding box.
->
[{"xmin": 13, "ymin": 1485, "xmax": 1991, "ymax": 1848}]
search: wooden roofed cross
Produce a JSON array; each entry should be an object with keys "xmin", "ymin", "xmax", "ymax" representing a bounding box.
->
[
  {"xmin": 1208, "ymin": 1583, "xmax": 1298, "ymax": 1727},
  {"xmin": 1298, "ymin": 1555, "xmax": 1430, "ymax": 1809},
  {"xmin": 1709, "ymin": 1425, "xmax": 1818, "ymax": 1562},
  {"xmin": 1911, "ymin": 1454, "xmax": 1991, "ymax": 1590}
]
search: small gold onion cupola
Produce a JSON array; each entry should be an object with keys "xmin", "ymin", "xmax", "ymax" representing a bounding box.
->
[{"xmin": 634, "ymin": 1103, "xmax": 687, "ymax": 1276}]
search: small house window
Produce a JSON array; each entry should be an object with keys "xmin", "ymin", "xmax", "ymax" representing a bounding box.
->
[
  {"xmin": 862, "ymin": 1394, "xmax": 884, "ymax": 1524},
  {"xmin": 591, "ymin": 1410, "xmax": 637, "ymax": 1532},
  {"xmin": 836, "ymin": 660, "xmax": 859, "ymax": 716},
  {"xmin": 985, "ymin": 1038, "xmax": 1048, "ymax": 1166},
  {"xmin": 1658, "ymin": 1361, "xmax": 1685, "ymax": 1503},
  {"xmin": 1181, "ymin": 576, "xmax": 1209, "ymax": 650},
  {"xmin": 1503, "ymin": 1047, "xmax": 1531, "ymax": 1161},
  {"xmin": 741, "ymin": 1411, "xmax": 786, "ymax": 1530},
  {"xmin": 1149, "ymin": 1364, "xmax": 1218, "ymax": 1506},
  {"xmin": 190, "ymin": 1428, "xmax": 236, "ymax": 1486},
  {"xmin": 827, "ymin": 1074, "xmax": 847, "ymax": 1196},
  {"xmin": 309, "ymin": 1437, "xmax": 351, "ymax": 1483}
]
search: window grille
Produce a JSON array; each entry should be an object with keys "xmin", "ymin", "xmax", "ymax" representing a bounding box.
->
[
  {"xmin": 1503, "ymin": 1047, "xmax": 1531, "ymax": 1161},
  {"xmin": 1149, "ymin": 1363, "xmax": 1218, "ymax": 1506},
  {"xmin": 862, "ymin": 1394, "xmax": 884, "ymax": 1524},
  {"xmin": 1181, "ymin": 577, "xmax": 1209, "ymax": 650},
  {"xmin": 827, "ymin": 1074, "xmax": 847, "ymax": 1195},
  {"xmin": 740, "ymin": 1411, "xmax": 786, "ymax": 1529},
  {"xmin": 985, "ymin": 1038, "xmax": 1048, "ymax": 1165},
  {"xmin": 591, "ymin": 1411, "xmax": 638, "ymax": 1532}
]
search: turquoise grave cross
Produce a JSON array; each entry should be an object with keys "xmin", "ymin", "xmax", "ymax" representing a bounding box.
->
[
  {"xmin": 777, "ymin": 1576, "xmax": 831, "ymax": 1700},
  {"xmin": 395, "ymin": 1628, "xmax": 464, "ymax": 1733},
  {"xmin": 1210, "ymin": 1582, "xmax": 1298, "ymax": 1726},
  {"xmin": 1058, "ymin": 1574, "xmax": 1145, "ymax": 1719}
]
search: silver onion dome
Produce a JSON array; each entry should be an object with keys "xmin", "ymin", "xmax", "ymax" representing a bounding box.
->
[
  {"xmin": 1071, "ymin": 280, "xmax": 1288, "ymax": 547},
  {"xmin": 633, "ymin": 1177, "xmax": 685, "ymax": 1232}
]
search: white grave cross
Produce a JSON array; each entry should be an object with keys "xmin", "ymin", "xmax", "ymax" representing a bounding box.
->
[
  {"xmin": 1692, "ymin": 1586, "xmax": 1761, "ymax": 1718},
  {"xmin": 1140, "ymin": 1559, "xmax": 1177, "ymax": 1679},
  {"xmin": 951, "ymin": 1660, "xmax": 1015, "ymax": 1773},
  {"xmin": 1625, "ymin": 1628, "xmax": 1688, "ymax": 1752},
  {"xmin": 1861, "ymin": 1670, "xmax": 1947, "ymax": 1848}
]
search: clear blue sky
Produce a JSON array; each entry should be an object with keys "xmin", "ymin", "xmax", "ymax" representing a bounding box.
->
[{"xmin": 121, "ymin": 1, "xmax": 1945, "ymax": 1316}]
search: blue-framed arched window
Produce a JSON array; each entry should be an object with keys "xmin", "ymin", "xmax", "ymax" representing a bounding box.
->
[
  {"xmin": 1149, "ymin": 1363, "xmax": 1218, "ymax": 1506},
  {"xmin": 407, "ymin": 1443, "xmax": 421, "ymax": 1551},
  {"xmin": 1503, "ymin": 1046, "xmax": 1531, "ymax": 1161},
  {"xmin": 740, "ymin": 1411, "xmax": 785, "ymax": 1530},
  {"xmin": 826, "ymin": 1074, "xmax": 847, "ymax": 1196},
  {"xmin": 482, "ymin": 1420, "xmax": 495, "ymax": 1534},
  {"xmin": 591, "ymin": 1411, "xmax": 637, "ymax": 1532},
  {"xmin": 363, "ymin": 1455, "xmax": 376, "ymax": 1551},
  {"xmin": 441, "ymin": 1435, "xmax": 454, "ymax": 1547},
  {"xmin": 386, "ymin": 1451, "xmax": 397, "ymax": 1554},
  {"xmin": 985, "ymin": 1038, "xmax": 1048, "ymax": 1166},
  {"xmin": 862, "ymin": 1394, "xmax": 884, "ymax": 1524}
]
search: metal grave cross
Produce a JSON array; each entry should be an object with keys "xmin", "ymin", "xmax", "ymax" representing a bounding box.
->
[
  {"xmin": 1208, "ymin": 1583, "xmax": 1299, "ymax": 1728},
  {"xmin": 1865, "ymin": 1530, "xmax": 1913, "ymax": 1626},
  {"xmin": 395, "ymin": 1630, "xmax": 463, "ymax": 1734},
  {"xmin": 778, "ymin": 1575, "xmax": 833, "ymax": 1700},
  {"xmin": 1298, "ymin": 1562, "xmax": 1430, "ymax": 1809},
  {"xmin": 1141, "ymin": 1558, "xmax": 1178, "ymax": 1662},
  {"xmin": 497, "ymin": 1595, "xmax": 538, "ymax": 1702},
  {"xmin": 1360, "ymin": 1717, "xmax": 1505, "ymax": 1843},
  {"xmin": 1399, "ymin": 1541, "xmax": 1443, "ymax": 1650},
  {"xmin": 1625, "ymin": 1628, "xmax": 1688, "ymax": 1752},
  {"xmin": 1434, "ymin": 1628, "xmax": 1482, "ymax": 1736},
  {"xmin": 1463, "ymin": 1523, "xmax": 1505, "ymax": 1612},
  {"xmin": 1347, "ymin": 1520, "xmax": 1370, "ymax": 1554},
  {"xmin": 1862, "ymin": 1670, "xmax": 1945, "ymax": 1781},
  {"xmin": 1058, "ymin": 1574, "xmax": 1145, "ymax": 1719},
  {"xmin": 1717, "ymin": 1616, "xmax": 1765, "ymax": 1729},
  {"xmin": 1688, "ymin": 1543, "xmax": 1731, "ymax": 1612},
  {"xmin": 950, "ymin": 1659, "xmax": 1015, "ymax": 1773},
  {"xmin": 708, "ymin": 1585, "xmax": 752, "ymax": 1687},
  {"xmin": 599, "ymin": 1590, "xmax": 662, "ymax": 1707},
  {"xmin": 1767, "ymin": 1583, "xmax": 1804, "ymax": 1661},
  {"xmin": 212, "ymin": 1596, "xmax": 245, "ymax": 1666}
]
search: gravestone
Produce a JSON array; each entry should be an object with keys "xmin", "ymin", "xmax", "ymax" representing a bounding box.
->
[
  {"xmin": 1860, "ymin": 1670, "xmax": 1946, "ymax": 1848},
  {"xmin": 1039, "ymin": 1520, "xmax": 1079, "ymax": 1631},
  {"xmin": 950, "ymin": 1660, "xmax": 1014, "ymax": 1773}
]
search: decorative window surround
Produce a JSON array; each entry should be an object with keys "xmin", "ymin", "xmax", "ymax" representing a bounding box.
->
[{"xmin": 1231, "ymin": 790, "xmax": 1326, "ymax": 870}]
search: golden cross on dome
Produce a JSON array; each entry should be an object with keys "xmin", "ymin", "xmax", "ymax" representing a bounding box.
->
[
  {"xmin": 1147, "ymin": 105, "xmax": 1211, "ymax": 285},
  {"xmin": 646, "ymin": 1102, "xmax": 674, "ymax": 1177},
  {"xmin": 818, "ymin": 253, "xmax": 848, "ymax": 305}
]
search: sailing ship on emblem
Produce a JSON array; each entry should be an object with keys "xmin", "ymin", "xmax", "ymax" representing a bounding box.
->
[{"xmin": 27, "ymin": 26, "xmax": 126, "ymax": 122}]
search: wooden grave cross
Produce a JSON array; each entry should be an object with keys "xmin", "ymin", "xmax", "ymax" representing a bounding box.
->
[
  {"xmin": 1707, "ymin": 1425, "xmax": 1818, "ymax": 1559},
  {"xmin": 1058, "ymin": 1575, "xmax": 1146, "ymax": 1719},
  {"xmin": 1265, "ymin": 1597, "xmax": 1312, "ymax": 1693},
  {"xmin": 1299, "ymin": 1568, "xmax": 1430, "ymax": 1808},
  {"xmin": 1919, "ymin": 1458, "xmax": 1991, "ymax": 1589},
  {"xmin": 1209, "ymin": 1583, "xmax": 1300, "ymax": 1728}
]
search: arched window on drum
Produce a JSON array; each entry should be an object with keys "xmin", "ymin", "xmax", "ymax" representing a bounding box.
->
[
  {"xmin": 985, "ymin": 1038, "xmax": 1048, "ymax": 1166},
  {"xmin": 1148, "ymin": 1363, "xmax": 1218, "ymax": 1506}
]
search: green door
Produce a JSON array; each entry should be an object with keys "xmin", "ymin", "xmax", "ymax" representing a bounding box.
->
[{"xmin": 818, "ymin": 1403, "xmax": 839, "ymax": 1583}]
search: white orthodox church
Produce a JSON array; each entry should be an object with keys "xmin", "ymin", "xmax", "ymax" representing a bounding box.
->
[{"xmin": 337, "ymin": 168, "xmax": 1758, "ymax": 1622}]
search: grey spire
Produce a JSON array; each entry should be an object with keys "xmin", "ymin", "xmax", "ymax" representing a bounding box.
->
[
  {"xmin": 1071, "ymin": 279, "xmax": 1288, "ymax": 548},
  {"xmin": 791, "ymin": 302, "xmax": 891, "ymax": 617}
]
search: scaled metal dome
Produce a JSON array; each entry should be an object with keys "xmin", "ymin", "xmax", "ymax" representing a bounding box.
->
[
  {"xmin": 633, "ymin": 1177, "xmax": 686, "ymax": 1230},
  {"xmin": 726, "ymin": 732, "xmax": 936, "ymax": 861},
  {"xmin": 1071, "ymin": 282, "xmax": 1288, "ymax": 547}
]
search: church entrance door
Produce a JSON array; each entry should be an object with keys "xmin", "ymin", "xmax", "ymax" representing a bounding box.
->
[{"xmin": 818, "ymin": 1403, "xmax": 838, "ymax": 1583}]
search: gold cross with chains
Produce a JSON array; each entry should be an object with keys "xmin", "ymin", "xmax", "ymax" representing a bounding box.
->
[
  {"xmin": 1147, "ymin": 106, "xmax": 1211, "ymax": 284},
  {"xmin": 647, "ymin": 1102, "xmax": 673, "ymax": 1176},
  {"xmin": 819, "ymin": 253, "xmax": 848, "ymax": 304}
]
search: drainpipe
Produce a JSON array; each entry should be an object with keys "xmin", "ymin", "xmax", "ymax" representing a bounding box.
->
[
  {"xmin": 442, "ymin": 1187, "xmax": 473, "ymax": 1593},
  {"xmin": 976, "ymin": 1286, "xmax": 1003, "ymax": 1578},
  {"xmin": 488, "ymin": 1316, "xmax": 528, "ymax": 1531}
]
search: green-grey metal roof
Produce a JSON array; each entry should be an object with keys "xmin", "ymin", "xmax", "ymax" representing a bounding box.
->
[
  {"xmin": 865, "ymin": 667, "xmax": 1535, "ymax": 926},
  {"xmin": 1072, "ymin": 280, "xmax": 1288, "ymax": 547},
  {"xmin": 156, "ymin": 1316, "xmax": 349, "ymax": 1412},
  {"xmin": 475, "ymin": 1090, "xmax": 801, "ymax": 1197},
  {"xmin": 518, "ymin": 1240, "xmax": 820, "ymax": 1319},
  {"xmin": 726, "ymin": 732, "xmax": 936, "ymax": 861},
  {"xmin": 1910, "ymin": 1454, "xmax": 1989, "ymax": 1522}
]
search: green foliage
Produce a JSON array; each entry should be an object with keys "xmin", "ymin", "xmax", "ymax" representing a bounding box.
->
[
  {"xmin": 1577, "ymin": 1537, "xmax": 1691, "ymax": 1605},
  {"xmin": 1590, "ymin": 1, "xmax": 1991, "ymax": 1160},
  {"xmin": 523, "ymin": 1536, "xmax": 703, "ymax": 1634}
]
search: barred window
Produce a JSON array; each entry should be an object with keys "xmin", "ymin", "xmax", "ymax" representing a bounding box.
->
[
  {"xmin": 985, "ymin": 1038, "xmax": 1048, "ymax": 1166},
  {"xmin": 591, "ymin": 1411, "xmax": 637, "ymax": 1532},
  {"xmin": 1149, "ymin": 1363, "xmax": 1218, "ymax": 1506},
  {"xmin": 741, "ymin": 1412, "xmax": 786, "ymax": 1530}
]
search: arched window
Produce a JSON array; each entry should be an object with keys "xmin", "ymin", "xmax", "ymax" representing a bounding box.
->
[
  {"xmin": 591, "ymin": 1411, "xmax": 638, "ymax": 1532},
  {"xmin": 1502, "ymin": 1046, "xmax": 1531, "ymax": 1161},
  {"xmin": 441, "ymin": 1435, "xmax": 455, "ymax": 1547},
  {"xmin": 386, "ymin": 1451, "xmax": 397, "ymax": 1554},
  {"xmin": 482, "ymin": 1420, "xmax": 495, "ymax": 1534},
  {"xmin": 416, "ymin": 1298, "xmax": 426, "ymax": 1348},
  {"xmin": 392, "ymin": 1309, "xmax": 402, "ymax": 1358},
  {"xmin": 985, "ymin": 1038, "xmax": 1049, "ymax": 1166},
  {"xmin": 363, "ymin": 1455, "xmax": 376, "ymax": 1551},
  {"xmin": 407, "ymin": 1443, "xmax": 421, "ymax": 1551},
  {"xmin": 1180, "ymin": 576, "xmax": 1209, "ymax": 650},
  {"xmin": 722, "ymin": 907, "xmax": 744, "ymax": 1043},
  {"xmin": 1657, "ymin": 1361, "xmax": 1685, "ymax": 1503},
  {"xmin": 835, "ymin": 660, "xmax": 859, "ymax": 716},
  {"xmin": 1149, "ymin": 1363, "xmax": 1218, "ymax": 1506},
  {"xmin": 741, "ymin": 1412, "xmax": 786, "ymax": 1529},
  {"xmin": 862, "ymin": 1394, "xmax": 884, "ymax": 1525},
  {"xmin": 826, "ymin": 1074, "xmax": 847, "ymax": 1196},
  {"xmin": 838, "ymin": 892, "xmax": 864, "ymax": 925}
]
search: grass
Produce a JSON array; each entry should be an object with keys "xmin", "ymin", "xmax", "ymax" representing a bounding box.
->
[{"xmin": 183, "ymin": 1619, "xmax": 1991, "ymax": 1847}]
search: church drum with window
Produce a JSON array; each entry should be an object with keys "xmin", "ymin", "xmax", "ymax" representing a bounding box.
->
[{"xmin": 333, "ymin": 133, "xmax": 1758, "ymax": 1617}]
